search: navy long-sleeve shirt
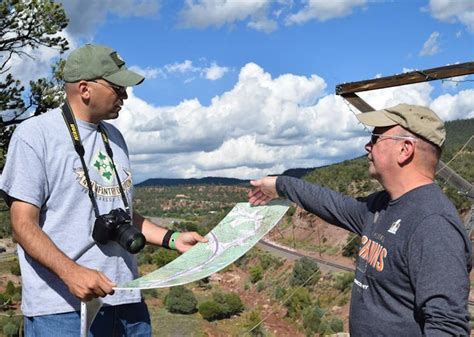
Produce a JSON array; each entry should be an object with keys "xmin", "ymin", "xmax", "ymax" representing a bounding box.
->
[{"xmin": 276, "ymin": 176, "xmax": 471, "ymax": 337}]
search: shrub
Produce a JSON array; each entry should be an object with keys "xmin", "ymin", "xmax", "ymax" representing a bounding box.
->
[
  {"xmin": 285, "ymin": 287, "xmax": 311, "ymax": 318},
  {"xmin": 302, "ymin": 305, "xmax": 325, "ymax": 336},
  {"xmin": 249, "ymin": 265, "xmax": 263, "ymax": 284},
  {"xmin": 164, "ymin": 286, "xmax": 197, "ymax": 314},
  {"xmin": 334, "ymin": 272, "xmax": 354, "ymax": 292},
  {"xmin": 2, "ymin": 320, "xmax": 18, "ymax": 337},
  {"xmin": 213, "ymin": 292, "xmax": 244, "ymax": 316},
  {"xmin": 330, "ymin": 316, "xmax": 344, "ymax": 333},
  {"xmin": 5, "ymin": 281, "xmax": 15, "ymax": 296},
  {"xmin": 153, "ymin": 248, "xmax": 179, "ymax": 267},
  {"xmin": 242, "ymin": 310, "xmax": 266, "ymax": 337},
  {"xmin": 198, "ymin": 301, "xmax": 224, "ymax": 321},
  {"xmin": 318, "ymin": 319, "xmax": 335, "ymax": 335},
  {"xmin": 10, "ymin": 259, "xmax": 20, "ymax": 276},
  {"xmin": 259, "ymin": 251, "xmax": 282, "ymax": 270},
  {"xmin": 11, "ymin": 293, "xmax": 21, "ymax": 303},
  {"xmin": 290, "ymin": 257, "xmax": 320, "ymax": 288},
  {"xmin": 274, "ymin": 286, "xmax": 286, "ymax": 300},
  {"xmin": 256, "ymin": 281, "xmax": 265, "ymax": 292},
  {"xmin": 198, "ymin": 291, "xmax": 244, "ymax": 321}
]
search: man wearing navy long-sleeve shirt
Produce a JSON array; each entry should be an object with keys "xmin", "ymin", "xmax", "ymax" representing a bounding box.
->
[{"xmin": 249, "ymin": 104, "xmax": 471, "ymax": 336}]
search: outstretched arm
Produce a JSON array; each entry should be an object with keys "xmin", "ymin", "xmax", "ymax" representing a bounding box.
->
[{"xmin": 10, "ymin": 199, "xmax": 116, "ymax": 301}]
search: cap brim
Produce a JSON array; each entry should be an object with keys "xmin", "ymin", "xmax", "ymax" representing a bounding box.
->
[
  {"xmin": 103, "ymin": 69, "xmax": 144, "ymax": 87},
  {"xmin": 356, "ymin": 109, "xmax": 398, "ymax": 127}
]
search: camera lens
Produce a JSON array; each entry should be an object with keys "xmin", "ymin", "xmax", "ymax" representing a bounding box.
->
[
  {"xmin": 128, "ymin": 233, "xmax": 146, "ymax": 254},
  {"xmin": 117, "ymin": 225, "xmax": 146, "ymax": 254}
]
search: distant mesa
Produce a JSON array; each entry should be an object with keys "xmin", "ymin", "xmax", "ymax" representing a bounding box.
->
[
  {"xmin": 280, "ymin": 167, "xmax": 320, "ymax": 179},
  {"xmin": 136, "ymin": 177, "xmax": 250, "ymax": 187},
  {"xmin": 136, "ymin": 168, "xmax": 321, "ymax": 187}
]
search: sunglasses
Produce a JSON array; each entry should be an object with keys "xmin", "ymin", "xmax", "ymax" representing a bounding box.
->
[
  {"xmin": 370, "ymin": 133, "xmax": 418, "ymax": 144},
  {"xmin": 89, "ymin": 80, "xmax": 127, "ymax": 97}
]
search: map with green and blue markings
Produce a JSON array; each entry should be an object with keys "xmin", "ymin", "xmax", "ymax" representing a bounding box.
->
[{"xmin": 116, "ymin": 200, "xmax": 290, "ymax": 289}]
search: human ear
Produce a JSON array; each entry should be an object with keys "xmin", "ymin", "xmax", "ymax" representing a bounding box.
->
[
  {"xmin": 398, "ymin": 140, "xmax": 415, "ymax": 165},
  {"xmin": 78, "ymin": 81, "xmax": 91, "ymax": 100}
]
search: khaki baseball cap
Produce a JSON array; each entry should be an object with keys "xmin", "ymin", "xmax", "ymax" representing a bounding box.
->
[
  {"xmin": 356, "ymin": 103, "xmax": 446, "ymax": 147},
  {"xmin": 63, "ymin": 44, "xmax": 144, "ymax": 87}
]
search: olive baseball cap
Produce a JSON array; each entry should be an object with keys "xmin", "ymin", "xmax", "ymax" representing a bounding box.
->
[
  {"xmin": 63, "ymin": 44, "xmax": 144, "ymax": 87},
  {"xmin": 356, "ymin": 103, "xmax": 446, "ymax": 147}
]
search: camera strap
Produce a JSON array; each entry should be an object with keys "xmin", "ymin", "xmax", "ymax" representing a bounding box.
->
[{"xmin": 61, "ymin": 101, "xmax": 130, "ymax": 217}]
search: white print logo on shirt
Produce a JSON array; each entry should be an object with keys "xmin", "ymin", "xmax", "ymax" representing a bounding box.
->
[
  {"xmin": 353, "ymin": 278, "xmax": 369, "ymax": 290},
  {"xmin": 75, "ymin": 168, "xmax": 132, "ymax": 199},
  {"xmin": 388, "ymin": 219, "xmax": 401, "ymax": 235}
]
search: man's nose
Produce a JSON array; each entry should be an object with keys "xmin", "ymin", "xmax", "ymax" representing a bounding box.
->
[
  {"xmin": 364, "ymin": 141, "xmax": 372, "ymax": 153},
  {"xmin": 119, "ymin": 89, "xmax": 128, "ymax": 99}
]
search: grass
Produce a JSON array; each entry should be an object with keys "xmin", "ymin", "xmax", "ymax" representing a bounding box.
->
[{"xmin": 148, "ymin": 306, "xmax": 207, "ymax": 337}]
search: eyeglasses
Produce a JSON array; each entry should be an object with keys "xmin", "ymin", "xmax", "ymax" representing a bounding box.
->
[
  {"xmin": 89, "ymin": 80, "xmax": 127, "ymax": 97},
  {"xmin": 370, "ymin": 133, "xmax": 418, "ymax": 145}
]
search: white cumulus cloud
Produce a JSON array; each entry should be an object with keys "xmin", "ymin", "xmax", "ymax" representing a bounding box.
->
[
  {"xmin": 286, "ymin": 0, "xmax": 367, "ymax": 25},
  {"xmin": 128, "ymin": 60, "xmax": 230, "ymax": 82},
  {"xmin": 203, "ymin": 62, "xmax": 229, "ymax": 80},
  {"xmin": 112, "ymin": 62, "xmax": 473, "ymax": 182},
  {"xmin": 113, "ymin": 62, "xmax": 474, "ymax": 182},
  {"xmin": 427, "ymin": 0, "xmax": 474, "ymax": 33},
  {"xmin": 420, "ymin": 31, "xmax": 441, "ymax": 56},
  {"xmin": 430, "ymin": 89, "xmax": 474, "ymax": 120},
  {"xmin": 178, "ymin": 0, "xmax": 277, "ymax": 32}
]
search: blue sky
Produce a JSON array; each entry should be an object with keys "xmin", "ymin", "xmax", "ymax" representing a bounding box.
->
[{"xmin": 6, "ymin": 0, "xmax": 474, "ymax": 182}]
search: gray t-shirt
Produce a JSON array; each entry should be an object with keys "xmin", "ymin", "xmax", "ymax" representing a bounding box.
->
[
  {"xmin": 277, "ymin": 176, "xmax": 471, "ymax": 337},
  {"xmin": 0, "ymin": 108, "xmax": 141, "ymax": 316}
]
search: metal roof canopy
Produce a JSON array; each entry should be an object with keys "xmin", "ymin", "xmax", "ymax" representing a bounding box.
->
[{"xmin": 335, "ymin": 61, "xmax": 474, "ymax": 200}]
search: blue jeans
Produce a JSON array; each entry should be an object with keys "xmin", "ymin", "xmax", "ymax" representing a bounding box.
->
[{"xmin": 24, "ymin": 301, "xmax": 151, "ymax": 337}]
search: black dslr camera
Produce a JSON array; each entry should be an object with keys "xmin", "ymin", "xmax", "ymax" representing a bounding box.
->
[{"xmin": 92, "ymin": 208, "xmax": 146, "ymax": 254}]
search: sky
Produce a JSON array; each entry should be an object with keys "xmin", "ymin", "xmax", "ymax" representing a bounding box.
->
[{"xmin": 5, "ymin": 0, "xmax": 474, "ymax": 183}]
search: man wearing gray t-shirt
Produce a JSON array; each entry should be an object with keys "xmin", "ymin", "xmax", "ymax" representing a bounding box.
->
[
  {"xmin": 249, "ymin": 104, "xmax": 471, "ymax": 336},
  {"xmin": 0, "ymin": 44, "xmax": 207, "ymax": 337}
]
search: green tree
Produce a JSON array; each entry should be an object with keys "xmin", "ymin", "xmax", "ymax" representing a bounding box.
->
[
  {"xmin": 302, "ymin": 304, "xmax": 325, "ymax": 336},
  {"xmin": 164, "ymin": 286, "xmax": 197, "ymax": 314},
  {"xmin": 285, "ymin": 287, "xmax": 311, "ymax": 318},
  {"xmin": 290, "ymin": 256, "xmax": 320, "ymax": 288},
  {"xmin": 249, "ymin": 265, "xmax": 263, "ymax": 284},
  {"xmin": 0, "ymin": 0, "xmax": 69, "ymax": 166}
]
